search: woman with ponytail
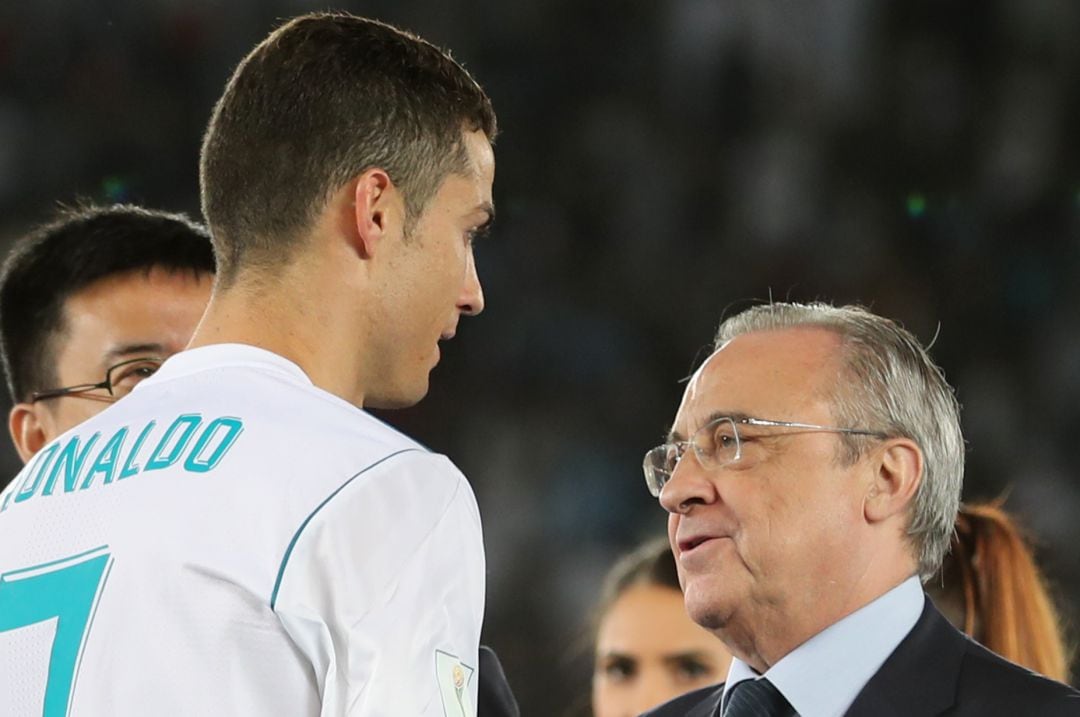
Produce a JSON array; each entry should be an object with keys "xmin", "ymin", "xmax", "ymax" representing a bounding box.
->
[{"xmin": 928, "ymin": 501, "xmax": 1072, "ymax": 682}]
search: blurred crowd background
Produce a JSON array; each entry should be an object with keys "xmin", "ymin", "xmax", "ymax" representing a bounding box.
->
[{"xmin": 1, "ymin": 0, "xmax": 1078, "ymax": 712}]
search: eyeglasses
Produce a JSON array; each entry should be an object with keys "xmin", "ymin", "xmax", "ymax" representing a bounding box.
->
[
  {"xmin": 30, "ymin": 357, "xmax": 164, "ymax": 403},
  {"xmin": 642, "ymin": 416, "xmax": 886, "ymax": 497}
]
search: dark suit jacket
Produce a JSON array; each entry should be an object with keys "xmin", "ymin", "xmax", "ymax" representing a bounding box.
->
[
  {"xmin": 478, "ymin": 645, "xmax": 520, "ymax": 717},
  {"xmin": 642, "ymin": 598, "xmax": 1080, "ymax": 716}
]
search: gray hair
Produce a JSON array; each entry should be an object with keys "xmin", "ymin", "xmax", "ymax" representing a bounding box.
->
[{"xmin": 714, "ymin": 302, "xmax": 964, "ymax": 580}]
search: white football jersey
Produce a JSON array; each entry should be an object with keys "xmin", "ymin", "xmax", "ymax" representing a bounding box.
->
[{"xmin": 0, "ymin": 344, "xmax": 486, "ymax": 716}]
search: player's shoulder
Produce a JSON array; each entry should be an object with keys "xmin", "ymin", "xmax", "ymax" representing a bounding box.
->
[{"xmin": 315, "ymin": 448, "xmax": 476, "ymax": 531}]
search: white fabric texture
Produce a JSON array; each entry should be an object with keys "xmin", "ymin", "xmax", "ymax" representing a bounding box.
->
[{"xmin": 0, "ymin": 344, "xmax": 485, "ymax": 716}]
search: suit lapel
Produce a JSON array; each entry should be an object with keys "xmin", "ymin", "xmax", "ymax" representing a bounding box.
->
[
  {"xmin": 844, "ymin": 598, "xmax": 962, "ymax": 716},
  {"xmin": 687, "ymin": 685, "xmax": 724, "ymax": 717}
]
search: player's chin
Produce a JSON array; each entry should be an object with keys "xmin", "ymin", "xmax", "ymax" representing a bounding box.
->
[{"xmin": 366, "ymin": 375, "xmax": 430, "ymax": 409}]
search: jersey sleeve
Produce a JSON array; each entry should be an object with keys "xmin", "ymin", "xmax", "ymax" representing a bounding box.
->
[{"xmin": 271, "ymin": 450, "xmax": 486, "ymax": 716}]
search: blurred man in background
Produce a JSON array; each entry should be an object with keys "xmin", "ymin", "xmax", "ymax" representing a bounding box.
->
[
  {"xmin": 642, "ymin": 302, "xmax": 1079, "ymax": 716},
  {"xmin": 0, "ymin": 204, "xmax": 213, "ymax": 469}
]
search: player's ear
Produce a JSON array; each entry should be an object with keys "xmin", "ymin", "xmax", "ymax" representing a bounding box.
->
[
  {"xmin": 863, "ymin": 437, "xmax": 922, "ymax": 524},
  {"xmin": 9, "ymin": 402, "xmax": 50, "ymax": 464},
  {"xmin": 351, "ymin": 168, "xmax": 401, "ymax": 259}
]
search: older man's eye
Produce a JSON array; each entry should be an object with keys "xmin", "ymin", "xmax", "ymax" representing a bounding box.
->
[
  {"xmin": 663, "ymin": 444, "xmax": 683, "ymax": 472},
  {"xmin": 704, "ymin": 422, "xmax": 738, "ymax": 460}
]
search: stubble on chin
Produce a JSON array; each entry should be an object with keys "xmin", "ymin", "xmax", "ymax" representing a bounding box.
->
[{"xmin": 363, "ymin": 375, "xmax": 429, "ymax": 409}]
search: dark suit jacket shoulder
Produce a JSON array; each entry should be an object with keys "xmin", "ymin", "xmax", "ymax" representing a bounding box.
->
[
  {"xmin": 642, "ymin": 597, "xmax": 1080, "ymax": 717},
  {"xmin": 847, "ymin": 599, "xmax": 1079, "ymax": 716},
  {"xmin": 478, "ymin": 646, "xmax": 520, "ymax": 717}
]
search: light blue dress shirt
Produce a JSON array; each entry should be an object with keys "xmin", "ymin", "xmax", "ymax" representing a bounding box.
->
[{"xmin": 721, "ymin": 575, "xmax": 924, "ymax": 717}]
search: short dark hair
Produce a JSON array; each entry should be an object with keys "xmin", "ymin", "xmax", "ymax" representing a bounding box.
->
[
  {"xmin": 199, "ymin": 12, "xmax": 498, "ymax": 286},
  {"xmin": 0, "ymin": 204, "xmax": 215, "ymax": 402},
  {"xmin": 595, "ymin": 537, "xmax": 681, "ymax": 622}
]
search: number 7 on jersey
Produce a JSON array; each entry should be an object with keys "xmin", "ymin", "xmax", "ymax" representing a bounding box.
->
[{"xmin": 0, "ymin": 546, "xmax": 112, "ymax": 717}]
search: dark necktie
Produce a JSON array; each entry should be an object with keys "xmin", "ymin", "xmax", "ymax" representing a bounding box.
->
[{"xmin": 720, "ymin": 678, "xmax": 797, "ymax": 717}]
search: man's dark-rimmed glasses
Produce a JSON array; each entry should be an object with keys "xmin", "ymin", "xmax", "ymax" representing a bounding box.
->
[{"xmin": 30, "ymin": 357, "xmax": 164, "ymax": 403}]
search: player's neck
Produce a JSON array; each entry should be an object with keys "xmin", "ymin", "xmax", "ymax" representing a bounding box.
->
[{"xmin": 189, "ymin": 266, "xmax": 371, "ymax": 407}]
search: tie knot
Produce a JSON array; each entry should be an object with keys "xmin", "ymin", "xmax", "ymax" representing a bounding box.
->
[{"xmin": 721, "ymin": 678, "xmax": 796, "ymax": 717}]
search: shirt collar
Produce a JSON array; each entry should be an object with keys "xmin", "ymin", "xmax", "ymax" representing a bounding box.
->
[
  {"xmin": 140, "ymin": 343, "xmax": 313, "ymax": 389},
  {"xmin": 721, "ymin": 576, "xmax": 924, "ymax": 717}
]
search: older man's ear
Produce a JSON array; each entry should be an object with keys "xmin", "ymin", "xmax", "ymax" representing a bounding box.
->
[{"xmin": 863, "ymin": 438, "xmax": 923, "ymax": 525}]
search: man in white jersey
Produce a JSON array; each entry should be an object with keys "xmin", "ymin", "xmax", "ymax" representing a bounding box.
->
[
  {"xmin": 0, "ymin": 204, "xmax": 213, "ymax": 476},
  {"xmin": 0, "ymin": 13, "xmax": 507, "ymax": 716}
]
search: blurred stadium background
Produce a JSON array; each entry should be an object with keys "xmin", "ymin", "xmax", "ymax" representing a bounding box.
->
[{"xmin": 1, "ymin": 0, "xmax": 1078, "ymax": 712}]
